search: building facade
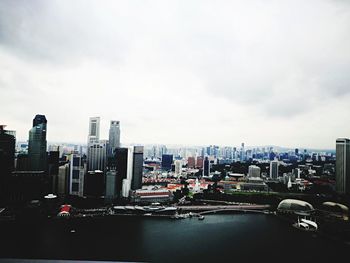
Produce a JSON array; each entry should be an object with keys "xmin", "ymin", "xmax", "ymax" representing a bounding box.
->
[
  {"xmin": 88, "ymin": 117, "xmax": 100, "ymax": 144},
  {"xmin": 336, "ymin": 138, "xmax": 350, "ymax": 195},
  {"xmin": 28, "ymin": 114, "xmax": 47, "ymax": 171}
]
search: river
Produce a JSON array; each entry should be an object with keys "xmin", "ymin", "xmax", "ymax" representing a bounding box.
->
[{"xmin": 0, "ymin": 214, "xmax": 348, "ymax": 262}]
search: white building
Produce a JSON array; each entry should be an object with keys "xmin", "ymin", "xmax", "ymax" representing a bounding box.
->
[
  {"xmin": 174, "ymin": 160, "xmax": 182, "ymax": 176},
  {"xmin": 88, "ymin": 117, "xmax": 100, "ymax": 144},
  {"xmin": 248, "ymin": 165, "xmax": 261, "ymax": 177}
]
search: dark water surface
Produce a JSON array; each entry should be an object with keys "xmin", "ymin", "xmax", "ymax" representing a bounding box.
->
[{"xmin": 0, "ymin": 214, "xmax": 348, "ymax": 262}]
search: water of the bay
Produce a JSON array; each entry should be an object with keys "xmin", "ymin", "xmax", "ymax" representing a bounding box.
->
[{"xmin": 0, "ymin": 214, "xmax": 348, "ymax": 262}]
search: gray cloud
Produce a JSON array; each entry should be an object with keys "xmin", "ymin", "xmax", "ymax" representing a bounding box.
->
[{"xmin": 0, "ymin": 0, "xmax": 349, "ymax": 148}]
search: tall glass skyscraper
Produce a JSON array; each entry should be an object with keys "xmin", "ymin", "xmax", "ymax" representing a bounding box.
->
[
  {"xmin": 108, "ymin": 120, "xmax": 120, "ymax": 156},
  {"xmin": 28, "ymin": 114, "xmax": 47, "ymax": 171},
  {"xmin": 336, "ymin": 138, "xmax": 350, "ymax": 194}
]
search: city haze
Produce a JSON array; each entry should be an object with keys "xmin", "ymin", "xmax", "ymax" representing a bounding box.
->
[{"xmin": 1, "ymin": 0, "xmax": 350, "ymax": 148}]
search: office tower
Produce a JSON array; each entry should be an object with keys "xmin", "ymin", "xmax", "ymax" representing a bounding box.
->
[
  {"xmin": 0, "ymin": 125, "xmax": 16, "ymax": 177},
  {"xmin": 58, "ymin": 163, "xmax": 69, "ymax": 197},
  {"xmin": 203, "ymin": 157, "xmax": 210, "ymax": 176},
  {"xmin": 240, "ymin": 143, "xmax": 245, "ymax": 162},
  {"xmin": 336, "ymin": 138, "xmax": 350, "ymax": 194},
  {"xmin": 85, "ymin": 170, "xmax": 104, "ymax": 197},
  {"xmin": 270, "ymin": 160, "xmax": 279, "ymax": 179},
  {"xmin": 28, "ymin": 114, "xmax": 47, "ymax": 171},
  {"xmin": 115, "ymin": 147, "xmax": 134, "ymax": 197},
  {"xmin": 131, "ymin": 146, "xmax": 144, "ymax": 190},
  {"xmin": 87, "ymin": 140, "xmax": 107, "ymax": 172},
  {"xmin": 248, "ymin": 165, "xmax": 261, "ymax": 177},
  {"xmin": 295, "ymin": 148, "xmax": 299, "ymax": 156},
  {"xmin": 69, "ymin": 154, "xmax": 85, "ymax": 196},
  {"xmin": 105, "ymin": 170, "xmax": 117, "ymax": 200},
  {"xmin": 161, "ymin": 154, "xmax": 173, "ymax": 170},
  {"xmin": 108, "ymin": 120, "xmax": 120, "ymax": 156},
  {"xmin": 187, "ymin": 157, "xmax": 196, "ymax": 168},
  {"xmin": 48, "ymin": 151, "xmax": 59, "ymax": 194},
  {"xmin": 196, "ymin": 156, "xmax": 204, "ymax": 168},
  {"xmin": 88, "ymin": 117, "xmax": 100, "ymax": 144},
  {"xmin": 175, "ymin": 160, "xmax": 182, "ymax": 176}
]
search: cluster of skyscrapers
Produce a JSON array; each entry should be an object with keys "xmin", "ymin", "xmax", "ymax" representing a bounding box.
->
[{"xmin": 0, "ymin": 115, "xmax": 144, "ymax": 203}]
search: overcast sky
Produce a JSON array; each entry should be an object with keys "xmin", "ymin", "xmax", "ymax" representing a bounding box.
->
[{"xmin": 1, "ymin": 0, "xmax": 350, "ymax": 149}]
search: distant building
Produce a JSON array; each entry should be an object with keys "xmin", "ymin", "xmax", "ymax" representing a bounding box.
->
[
  {"xmin": 174, "ymin": 160, "xmax": 182, "ymax": 176},
  {"xmin": 336, "ymin": 138, "xmax": 350, "ymax": 194},
  {"xmin": 196, "ymin": 156, "xmax": 204, "ymax": 168},
  {"xmin": 270, "ymin": 160, "xmax": 279, "ymax": 179},
  {"xmin": 130, "ymin": 189, "xmax": 173, "ymax": 204},
  {"xmin": 248, "ymin": 165, "xmax": 261, "ymax": 177},
  {"xmin": 87, "ymin": 140, "xmax": 107, "ymax": 172},
  {"xmin": 203, "ymin": 157, "xmax": 210, "ymax": 176},
  {"xmin": 69, "ymin": 154, "xmax": 85, "ymax": 197},
  {"xmin": 108, "ymin": 120, "xmax": 120, "ymax": 156},
  {"xmin": 28, "ymin": 114, "xmax": 47, "ymax": 171},
  {"xmin": 161, "ymin": 154, "xmax": 173, "ymax": 170},
  {"xmin": 187, "ymin": 157, "xmax": 195, "ymax": 168},
  {"xmin": 88, "ymin": 117, "xmax": 100, "ymax": 144}
]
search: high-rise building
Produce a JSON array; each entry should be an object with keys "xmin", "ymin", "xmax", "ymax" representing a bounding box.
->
[
  {"xmin": 0, "ymin": 125, "xmax": 15, "ymax": 177},
  {"xmin": 57, "ymin": 163, "xmax": 69, "ymax": 197},
  {"xmin": 105, "ymin": 170, "xmax": 117, "ymax": 200},
  {"xmin": 28, "ymin": 114, "xmax": 47, "ymax": 171},
  {"xmin": 187, "ymin": 157, "xmax": 196, "ymax": 168},
  {"xmin": 87, "ymin": 140, "xmax": 107, "ymax": 172},
  {"xmin": 131, "ymin": 146, "xmax": 144, "ymax": 190},
  {"xmin": 108, "ymin": 120, "xmax": 120, "ymax": 156},
  {"xmin": 248, "ymin": 165, "xmax": 261, "ymax": 177},
  {"xmin": 203, "ymin": 157, "xmax": 210, "ymax": 176},
  {"xmin": 240, "ymin": 143, "xmax": 245, "ymax": 162},
  {"xmin": 0, "ymin": 125, "xmax": 16, "ymax": 200},
  {"xmin": 115, "ymin": 147, "xmax": 134, "ymax": 197},
  {"xmin": 88, "ymin": 117, "xmax": 100, "ymax": 144},
  {"xmin": 270, "ymin": 160, "xmax": 279, "ymax": 179},
  {"xmin": 175, "ymin": 160, "xmax": 182, "ymax": 176},
  {"xmin": 85, "ymin": 170, "xmax": 104, "ymax": 197},
  {"xmin": 196, "ymin": 156, "xmax": 204, "ymax": 168},
  {"xmin": 161, "ymin": 154, "xmax": 173, "ymax": 170},
  {"xmin": 336, "ymin": 138, "xmax": 350, "ymax": 195},
  {"xmin": 69, "ymin": 154, "xmax": 85, "ymax": 196}
]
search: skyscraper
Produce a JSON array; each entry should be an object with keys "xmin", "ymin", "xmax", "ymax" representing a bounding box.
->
[
  {"xmin": 269, "ymin": 160, "xmax": 279, "ymax": 179},
  {"xmin": 336, "ymin": 138, "xmax": 350, "ymax": 195},
  {"xmin": 161, "ymin": 154, "xmax": 173, "ymax": 170},
  {"xmin": 69, "ymin": 154, "xmax": 85, "ymax": 196},
  {"xmin": 203, "ymin": 157, "xmax": 210, "ymax": 176},
  {"xmin": 28, "ymin": 114, "xmax": 47, "ymax": 171},
  {"xmin": 131, "ymin": 146, "xmax": 144, "ymax": 190},
  {"xmin": 0, "ymin": 125, "xmax": 15, "ymax": 177},
  {"xmin": 115, "ymin": 147, "xmax": 134, "ymax": 197},
  {"xmin": 87, "ymin": 140, "xmax": 107, "ymax": 172},
  {"xmin": 88, "ymin": 117, "xmax": 100, "ymax": 144},
  {"xmin": 108, "ymin": 120, "xmax": 120, "ymax": 155}
]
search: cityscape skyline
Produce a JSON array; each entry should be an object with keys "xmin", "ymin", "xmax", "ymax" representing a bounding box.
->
[{"xmin": 1, "ymin": 0, "xmax": 350, "ymax": 149}]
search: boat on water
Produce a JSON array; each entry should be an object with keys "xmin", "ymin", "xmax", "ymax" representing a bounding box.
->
[
  {"xmin": 293, "ymin": 216, "xmax": 318, "ymax": 231},
  {"xmin": 198, "ymin": 215, "xmax": 205, "ymax": 220}
]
